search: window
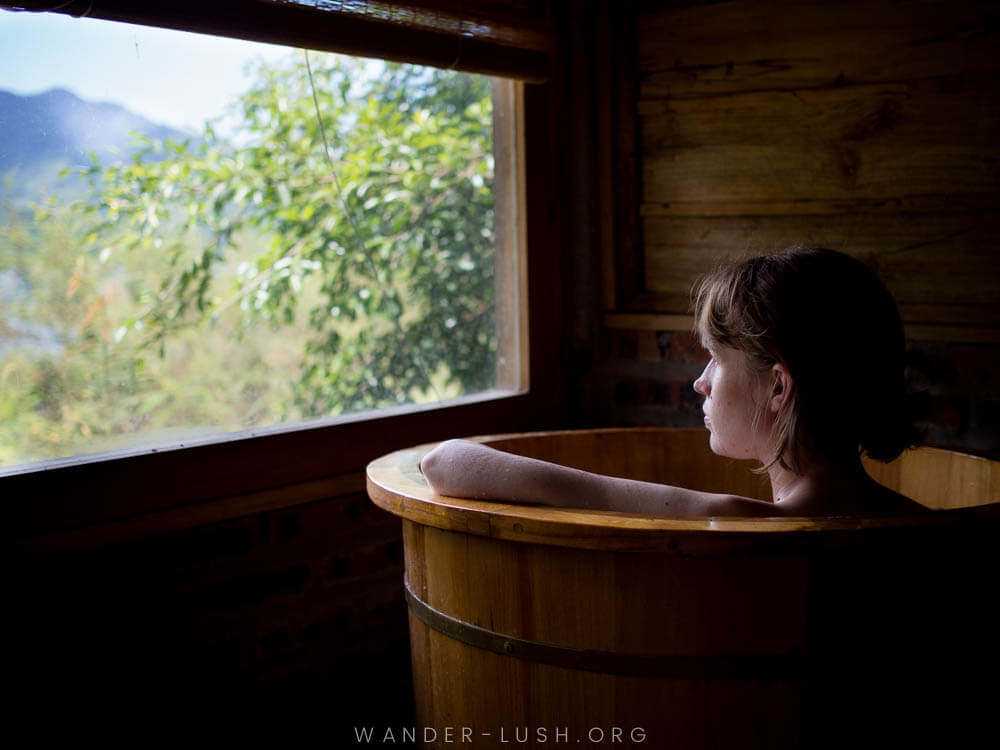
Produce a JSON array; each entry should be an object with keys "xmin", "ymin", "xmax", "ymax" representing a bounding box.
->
[
  {"xmin": 2, "ymin": 10, "xmax": 524, "ymax": 468},
  {"xmin": 1, "ymin": 1, "xmax": 556, "ymax": 532}
]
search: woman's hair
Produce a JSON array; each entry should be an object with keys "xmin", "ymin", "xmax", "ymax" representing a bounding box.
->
[{"xmin": 693, "ymin": 246, "xmax": 921, "ymax": 473}]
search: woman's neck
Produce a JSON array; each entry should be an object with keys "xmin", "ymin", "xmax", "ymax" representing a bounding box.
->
[
  {"xmin": 765, "ymin": 450, "xmax": 928, "ymax": 515},
  {"xmin": 766, "ymin": 453, "xmax": 869, "ymax": 510}
]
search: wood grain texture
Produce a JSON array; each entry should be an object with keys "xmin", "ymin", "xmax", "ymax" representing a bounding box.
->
[
  {"xmin": 638, "ymin": 0, "xmax": 998, "ymax": 100},
  {"xmin": 603, "ymin": 312, "xmax": 1000, "ymax": 344},
  {"xmin": 366, "ymin": 428, "xmax": 999, "ymax": 550},
  {"xmin": 374, "ymin": 428, "xmax": 998, "ymax": 747},
  {"xmin": 641, "ymin": 215, "xmax": 1000, "ymax": 325},
  {"xmin": 404, "ymin": 519, "xmax": 805, "ymax": 748},
  {"xmin": 863, "ymin": 443, "xmax": 1000, "ymax": 508},
  {"xmin": 619, "ymin": 0, "xmax": 1000, "ymax": 341},
  {"xmin": 641, "ymin": 82, "xmax": 1000, "ymax": 204}
]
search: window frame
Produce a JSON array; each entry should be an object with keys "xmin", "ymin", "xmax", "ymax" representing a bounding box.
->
[{"xmin": 4, "ymin": 15, "xmax": 563, "ymax": 543}]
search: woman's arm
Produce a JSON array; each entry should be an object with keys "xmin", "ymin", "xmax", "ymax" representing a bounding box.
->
[{"xmin": 419, "ymin": 439, "xmax": 781, "ymax": 517}]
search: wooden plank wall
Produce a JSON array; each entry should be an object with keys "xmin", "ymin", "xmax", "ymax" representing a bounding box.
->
[
  {"xmin": 594, "ymin": 0, "xmax": 999, "ymax": 457},
  {"xmin": 11, "ymin": 474, "xmax": 415, "ymax": 734},
  {"xmin": 627, "ymin": 0, "xmax": 999, "ymax": 339}
]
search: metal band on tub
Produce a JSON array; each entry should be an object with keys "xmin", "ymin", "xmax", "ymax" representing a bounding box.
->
[{"xmin": 403, "ymin": 577, "xmax": 802, "ymax": 680}]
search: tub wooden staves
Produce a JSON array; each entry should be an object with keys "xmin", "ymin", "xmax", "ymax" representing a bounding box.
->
[{"xmin": 367, "ymin": 428, "xmax": 998, "ymax": 749}]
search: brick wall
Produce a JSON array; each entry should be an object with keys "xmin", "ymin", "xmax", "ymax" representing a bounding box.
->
[{"xmin": 597, "ymin": 327, "xmax": 1000, "ymax": 460}]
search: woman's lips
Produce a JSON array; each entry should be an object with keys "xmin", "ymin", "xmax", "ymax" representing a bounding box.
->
[{"xmin": 703, "ymin": 415, "xmax": 711, "ymax": 428}]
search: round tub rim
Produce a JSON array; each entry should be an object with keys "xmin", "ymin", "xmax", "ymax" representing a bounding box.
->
[{"xmin": 366, "ymin": 427, "xmax": 999, "ymax": 550}]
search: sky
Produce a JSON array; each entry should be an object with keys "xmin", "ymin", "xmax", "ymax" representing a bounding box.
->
[{"xmin": 0, "ymin": 9, "xmax": 292, "ymax": 134}]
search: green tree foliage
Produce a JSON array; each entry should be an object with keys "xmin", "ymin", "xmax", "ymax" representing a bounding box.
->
[
  {"xmin": 1, "ymin": 54, "xmax": 496, "ymax": 467},
  {"xmin": 81, "ymin": 54, "xmax": 497, "ymax": 418},
  {"xmin": 1, "ymin": 198, "xmax": 306, "ymax": 464}
]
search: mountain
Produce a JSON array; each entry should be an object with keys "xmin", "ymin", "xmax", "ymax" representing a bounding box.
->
[
  {"xmin": 0, "ymin": 88, "xmax": 191, "ymax": 171},
  {"xmin": 0, "ymin": 88, "xmax": 194, "ymax": 202}
]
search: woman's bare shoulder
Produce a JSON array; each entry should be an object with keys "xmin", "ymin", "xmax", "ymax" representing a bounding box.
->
[
  {"xmin": 765, "ymin": 483, "xmax": 930, "ymax": 517},
  {"xmin": 701, "ymin": 494, "xmax": 790, "ymax": 517}
]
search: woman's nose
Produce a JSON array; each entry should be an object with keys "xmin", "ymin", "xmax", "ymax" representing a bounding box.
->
[{"xmin": 693, "ymin": 366, "xmax": 709, "ymax": 396}]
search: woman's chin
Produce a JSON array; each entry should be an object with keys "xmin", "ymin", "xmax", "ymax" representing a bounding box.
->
[
  {"xmin": 707, "ymin": 434, "xmax": 743, "ymax": 461},
  {"xmin": 707, "ymin": 432, "xmax": 722, "ymax": 455}
]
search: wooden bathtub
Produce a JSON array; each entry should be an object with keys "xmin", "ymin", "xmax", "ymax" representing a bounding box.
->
[{"xmin": 366, "ymin": 428, "xmax": 998, "ymax": 748}]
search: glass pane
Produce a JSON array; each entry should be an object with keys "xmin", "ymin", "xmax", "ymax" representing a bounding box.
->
[{"xmin": 0, "ymin": 11, "xmax": 509, "ymax": 468}]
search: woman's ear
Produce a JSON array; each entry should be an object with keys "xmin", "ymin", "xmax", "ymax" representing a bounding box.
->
[{"xmin": 768, "ymin": 363, "xmax": 793, "ymax": 413}]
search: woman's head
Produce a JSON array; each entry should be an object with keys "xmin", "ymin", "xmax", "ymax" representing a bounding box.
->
[{"xmin": 693, "ymin": 247, "xmax": 919, "ymax": 473}]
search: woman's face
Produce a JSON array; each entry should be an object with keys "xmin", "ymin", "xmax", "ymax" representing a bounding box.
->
[{"xmin": 692, "ymin": 343, "xmax": 769, "ymax": 461}]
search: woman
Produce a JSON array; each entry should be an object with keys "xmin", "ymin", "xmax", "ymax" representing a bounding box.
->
[{"xmin": 421, "ymin": 247, "xmax": 928, "ymax": 516}]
